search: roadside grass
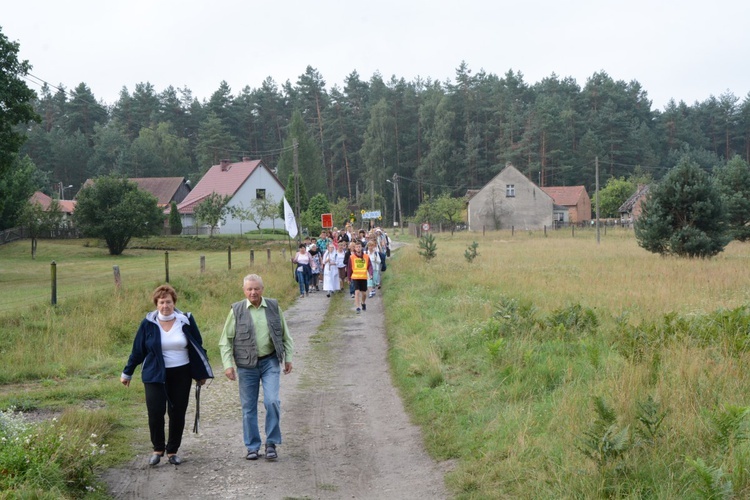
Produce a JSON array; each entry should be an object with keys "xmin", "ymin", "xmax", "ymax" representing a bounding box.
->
[
  {"xmin": 385, "ymin": 230, "xmax": 750, "ymax": 498},
  {"xmin": 0, "ymin": 238, "xmax": 298, "ymax": 498}
]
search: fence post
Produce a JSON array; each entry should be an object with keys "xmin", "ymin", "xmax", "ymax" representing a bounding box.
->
[
  {"xmin": 483, "ymin": 225, "xmax": 486, "ymax": 237},
  {"xmin": 50, "ymin": 261, "xmax": 57, "ymax": 306},
  {"xmin": 200, "ymin": 255, "xmax": 205, "ymax": 273},
  {"xmin": 165, "ymin": 251, "xmax": 170, "ymax": 283},
  {"xmin": 267, "ymin": 248, "xmax": 271, "ymax": 263},
  {"xmin": 250, "ymin": 249, "xmax": 254, "ymax": 266},
  {"xmin": 282, "ymin": 248, "xmax": 286, "ymax": 261},
  {"xmin": 228, "ymin": 246, "xmax": 232, "ymax": 270},
  {"xmin": 572, "ymin": 225, "xmax": 575, "ymax": 237},
  {"xmin": 113, "ymin": 265, "xmax": 121, "ymax": 290},
  {"xmin": 544, "ymin": 225, "xmax": 547, "ymax": 237},
  {"xmin": 512, "ymin": 225, "xmax": 515, "ymax": 236}
]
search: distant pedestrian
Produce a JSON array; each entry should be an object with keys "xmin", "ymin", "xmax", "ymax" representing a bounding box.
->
[
  {"xmin": 347, "ymin": 241, "xmax": 372, "ymax": 313},
  {"xmin": 366, "ymin": 240, "xmax": 381, "ymax": 298},
  {"xmin": 292, "ymin": 243, "xmax": 311, "ymax": 298},
  {"xmin": 322, "ymin": 243, "xmax": 340, "ymax": 297},
  {"xmin": 309, "ymin": 244, "xmax": 322, "ymax": 292}
]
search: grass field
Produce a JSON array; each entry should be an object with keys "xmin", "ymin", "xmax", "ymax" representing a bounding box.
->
[
  {"xmin": 386, "ymin": 228, "xmax": 750, "ymax": 498},
  {"xmin": 3, "ymin": 229, "xmax": 750, "ymax": 498}
]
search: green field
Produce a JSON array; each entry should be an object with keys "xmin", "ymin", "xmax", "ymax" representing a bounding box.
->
[{"xmin": 3, "ymin": 230, "xmax": 750, "ymax": 498}]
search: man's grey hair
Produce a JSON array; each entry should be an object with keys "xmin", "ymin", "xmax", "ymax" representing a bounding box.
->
[{"xmin": 243, "ymin": 274, "xmax": 264, "ymax": 288}]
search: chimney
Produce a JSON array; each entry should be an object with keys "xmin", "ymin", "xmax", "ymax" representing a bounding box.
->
[
  {"xmin": 242, "ymin": 156, "xmax": 251, "ymax": 162},
  {"xmin": 220, "ymin": 159, "xmax": 230, "ymax": 171}
]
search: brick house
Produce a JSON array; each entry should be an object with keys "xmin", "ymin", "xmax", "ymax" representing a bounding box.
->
[{"xmin": 540, "ymin": 185, "xmax": 591, "ymax": 224}]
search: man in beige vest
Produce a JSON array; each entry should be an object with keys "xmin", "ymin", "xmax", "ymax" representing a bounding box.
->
[{"xmin": 219, "ymin": 274, "xmax": 294, "ymax": 461}]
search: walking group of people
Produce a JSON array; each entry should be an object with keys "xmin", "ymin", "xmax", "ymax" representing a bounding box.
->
[
  {"xmin": 121, "ymin": 274, "xmax": 294, "ymax": 465},
  {"xmin": 292, "ymin": 224, "xmax": 391, "ymax": 314}
]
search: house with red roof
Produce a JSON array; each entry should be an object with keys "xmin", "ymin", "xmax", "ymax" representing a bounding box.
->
[
  {"xmin": 540, "ymin": 185, "xmax": 591, "ymax": 224},
  {"xmin": 175, "ymin": 157, "xmax": 284, "ymax": 234},
  {"xmin": 80, "ymin": 177, "xmax": 190, "ymax": 208},
  {"xmin": 28, "ymin": 191, "xmax": 76, "ymax": 226}
]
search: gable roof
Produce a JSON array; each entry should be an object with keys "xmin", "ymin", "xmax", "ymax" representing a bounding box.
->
[
  {"xmin": 618, "ymin": 185, "xmax": 650, "ymax": 213},
  {"xmin": 540, "ymin": 186, "xmax": 588, "ymax": 206},
  {"xmin": 29, "ymin": 191, "xmax": 76, "ymax": 213},
  {"xmin": 129, "ymin": 177, "xmax": 188, "ymax": 207},
  {"xmin": 81, "ymin": 177, "xmax": 188, "ymax": 207},
  {"xmin": 176, "ymin": 159, "xmax": 276, "ymax": 215}
]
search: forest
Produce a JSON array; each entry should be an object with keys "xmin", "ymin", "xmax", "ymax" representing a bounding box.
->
[{"xmin": 13, "ymin": 62, "xmax": 750, "ymax": 221}]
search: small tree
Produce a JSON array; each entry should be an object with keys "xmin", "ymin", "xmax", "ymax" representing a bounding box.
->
[
  {"xmin": 433, "ymin": 194, "xmax": 466, "ymax": 235},
  {"xmin": 194, "ymin": 192, "xmax": 232, "ymax": 237},
  {"xmin": 597, "ymin": 177, "xmax": 636, "ymax": 218},
  {"xmin": 73, "ymin": 176, "xmax": 163, "ymax": 255},
  {"xmin": 302, "ymin": 193, "xmax": 331, "ymax": 237},
  {"xmin": 418, "ymin": 233, "xmax": 437, "ymax": 261},
  {"xmin": 464, "ymin": 241, "xmax": 479, "ymax": 263},
  {"xmin": 168, "ymin": 200, "xmax": 182, "ymax": 235},
  {"xmin": 256, "ymin": 194, "xmax": 278, "ymax": 235},
  {"xmin": 18, "ymin": 199, "xmax": 62, "ymax": 259},
  {"xmin": 635, "ymin": 157, "xmax": 729, "ymax": 258},
  {"xmin": 231, "ymin": 202, "xmax": 253, "ymax": 236}
]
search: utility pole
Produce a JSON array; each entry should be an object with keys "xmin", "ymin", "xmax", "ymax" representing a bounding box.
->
[
  {"xmin": 595, "ymin": 155, "xmax": 600, "ymax": 244},
  {"xmin": 394, "ymin": 173, "xmax": 403, "ymax": 235},
  {"xmin": 293, "ymin": 139, "xmax": 301, "ymax": 243},
  {"xmin": 390, "ymin": 175, "xmax": 397, "ymax": 229}
]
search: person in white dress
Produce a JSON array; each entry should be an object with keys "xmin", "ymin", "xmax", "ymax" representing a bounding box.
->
[{"xmin": 322, "ymin": 243, "xmax": 341, "ymax": 297}]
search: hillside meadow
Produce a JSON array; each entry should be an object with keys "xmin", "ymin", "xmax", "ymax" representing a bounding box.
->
[{"xmin": 3, "ymin": 229, "xmax": 750, "ymax": 497}]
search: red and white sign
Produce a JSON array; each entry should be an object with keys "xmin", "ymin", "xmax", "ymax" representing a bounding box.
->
[{"xmin": 422, "ymin": 223, "xmax": 430, "ymax": 232}]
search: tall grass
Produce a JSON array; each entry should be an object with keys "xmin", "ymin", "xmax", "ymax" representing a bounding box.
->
[
  {"xmin": 0, "ymin": 238, "xmax": 298, "ymax": 498},
  {"xmin": 385, "ymin": 230, "xmax": 750, "ymax": 498}
]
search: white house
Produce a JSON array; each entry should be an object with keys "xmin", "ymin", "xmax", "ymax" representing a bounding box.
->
[{"xmin": 175, "ymin": 158, "xmax": 285, "ymax": 234}]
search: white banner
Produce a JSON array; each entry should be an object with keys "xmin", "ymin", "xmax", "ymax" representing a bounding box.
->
[{"xmin": 283, "ymin": 197, "xmax": 298, "ymax": 238}]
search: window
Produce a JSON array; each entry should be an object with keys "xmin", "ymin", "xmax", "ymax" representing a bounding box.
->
[
  {"xmin": 256, "ymin": 189, "xmax": 266, "ymax": 200},
  {"xmin": 505, "ymin": 184, "xmax": 515, "ymax": 197}
]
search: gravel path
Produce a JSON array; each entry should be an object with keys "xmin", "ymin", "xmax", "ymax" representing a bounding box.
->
[{"xmin": 102, "ymin": 264, "xmax": 448, "ymax": 499}]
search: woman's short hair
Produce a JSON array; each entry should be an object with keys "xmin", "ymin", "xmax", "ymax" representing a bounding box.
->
[{"xmin": 152, "ymin": 284, "xmax": 177, "ymax": 305}]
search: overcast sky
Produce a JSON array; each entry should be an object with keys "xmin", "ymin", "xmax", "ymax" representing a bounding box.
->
[{"xmin": 3, "ymin": 0, "xmax": 749, "ymax": 111}]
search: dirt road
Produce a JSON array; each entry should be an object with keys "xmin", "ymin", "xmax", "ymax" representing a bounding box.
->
[{"xmin": 102, "ymin": 274, "xmax": 448, "ymax": 499}]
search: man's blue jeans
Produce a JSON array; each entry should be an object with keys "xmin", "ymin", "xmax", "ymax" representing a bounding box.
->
[{"xmin": 237, "ymin": 356, "xmax": 282, "ymax": 452}]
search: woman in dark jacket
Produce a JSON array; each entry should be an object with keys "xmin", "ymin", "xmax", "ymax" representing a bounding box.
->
[{"xmin": 121, "ymin": 284, "xmax": 213, "ymax": 466}]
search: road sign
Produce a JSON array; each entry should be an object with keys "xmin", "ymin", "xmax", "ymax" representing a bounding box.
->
[
  {"xmin": 321, "ymin": 213, "xmax": 333, "ymax": 228},
  {"xmin": 362, "ymin": 210, "xmax": 382, "ymax": 220},
  {"xmin": 422, "ymin": 223, "xmax": 430, "ymax": 231}
]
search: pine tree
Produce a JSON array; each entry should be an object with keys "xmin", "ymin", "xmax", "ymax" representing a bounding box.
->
[
  {"xmin": 168, "ymin": 201, "xmax": 182, "ymax": 235},
  {"xmin": 635, "ymin": 156, "xmax": 728, "ymax": 258}
]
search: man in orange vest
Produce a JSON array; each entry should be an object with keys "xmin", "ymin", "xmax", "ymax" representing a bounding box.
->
[{"xmin": 347, "ymin": 241, "xmax": 373, "ymax": 314}]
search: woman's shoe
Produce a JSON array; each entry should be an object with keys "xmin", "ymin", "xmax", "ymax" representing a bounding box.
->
[
  {"xmin": 167, "ymin": 454, "xmax": 181, "ymax": 465},
  {"xmin": 149, "ymin": 453, "xmax": 163, "ymax": 466}
]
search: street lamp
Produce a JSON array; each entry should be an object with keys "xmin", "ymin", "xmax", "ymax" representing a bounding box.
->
[
  {"xmin": 386, "ymin": 179, "xmax": 396, "ymax": 229},
  {"xmin": 59, "ymin": 183, "xmax": 73, "ymax": 200}
]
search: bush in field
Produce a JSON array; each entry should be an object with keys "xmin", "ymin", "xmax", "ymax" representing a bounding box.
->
[{"xmin": 713, "ymin": 155, "xmax": 750, "ymax": 241}]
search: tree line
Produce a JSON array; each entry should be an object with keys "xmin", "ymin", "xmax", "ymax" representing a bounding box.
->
[{"xmin": 3, "ymin": 24, "xmax": 750, "ymax": 232}]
